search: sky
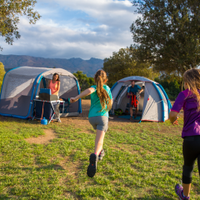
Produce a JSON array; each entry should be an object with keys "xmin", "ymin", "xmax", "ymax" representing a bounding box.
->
[{"xmin": 0, "ymin": 0, "xmax": 139, "ymax": 60}]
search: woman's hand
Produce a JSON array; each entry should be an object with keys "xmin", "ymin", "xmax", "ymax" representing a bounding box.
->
[{"xmin": 70, "ymin": 97, "xmax": 78, "ymax": 103}]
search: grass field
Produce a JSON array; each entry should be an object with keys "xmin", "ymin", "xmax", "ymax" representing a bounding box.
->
[{"xmin": 0, "ymin": 100, "xmax": 199, "ymax": 200}]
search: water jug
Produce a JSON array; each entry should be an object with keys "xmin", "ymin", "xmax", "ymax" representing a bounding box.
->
[{"xmin": 41, "ymin": 117, "xmax": 48, "ymax": 125}]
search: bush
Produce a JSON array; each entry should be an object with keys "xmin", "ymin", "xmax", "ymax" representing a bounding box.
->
[
  {"xmin": 73, "ymin": 71, "xmax": 95, "ymax": 99},
  {"xmin": 155, "ymin": 75, "xmax": 181, "ymax": 101},
  {"xmin": 0, "ymin": 62, "xmax": 5, "ymax": 92}
]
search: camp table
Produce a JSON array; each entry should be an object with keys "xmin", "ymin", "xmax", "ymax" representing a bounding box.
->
[{"xmin": 33, "ymin": 99, "xmax": 65, "ymax": 124}]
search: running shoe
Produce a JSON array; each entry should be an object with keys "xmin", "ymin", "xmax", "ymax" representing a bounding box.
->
[
  {"xmin": 175, "ymin": 184, "xmax": 190, "ymax": 200},
  {"xmin": 87, "ymin": 153, "xmax": 97, "ymax": 178},
  {"xmin": 98, "ymin": 149, "xmax": 105, "ymax": 161}
]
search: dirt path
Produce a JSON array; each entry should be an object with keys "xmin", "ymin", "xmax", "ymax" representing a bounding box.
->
[{"xmin": 25, "ymin": 129, "xmax": 56, "ymax": 144}]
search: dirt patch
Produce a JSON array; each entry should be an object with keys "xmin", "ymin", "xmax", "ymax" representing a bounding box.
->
[
  {"xmin": 25, "ymin": 129, "xmax": 56, "ymax": 144},
  {"xmin": 59, "ymin": 156, "xmax": 82, "ymax": 174}
]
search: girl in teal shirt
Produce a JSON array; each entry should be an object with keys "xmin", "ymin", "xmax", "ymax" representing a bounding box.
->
[{"xmin": 70, "ymin": 70, "xmax": 113, "ymax": 177}]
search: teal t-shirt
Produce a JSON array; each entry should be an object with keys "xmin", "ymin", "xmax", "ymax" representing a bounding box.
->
[
  {"xmin": 88, "ymin": 85, "xmax": 112, "ymax": 118},
  {"xmin": 127, "ymin": 85, "xmax": 141, "ymax": 95}
]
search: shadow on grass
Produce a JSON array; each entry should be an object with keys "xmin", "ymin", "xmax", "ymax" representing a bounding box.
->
[
  {"xmin": 0, "ymin": 194, "xmax": 11, "ymax": 200},
  {"xmin": 2, "ymin": 164, "xmax": 65, "ymax": 172},
  {"xmin": 135, "ymin": 197, "xmax": 172, "ymax": 200},
  {"xmin": 0, "ymin": 115, "xmax": 40, "ymax": 124},
  {"xmin": 86, "ymin": 128, "xmax": 95, "ymax": 134},
  {"xmin": 109, "ymin": 115, "xmax": 142, "ymax": 123}
]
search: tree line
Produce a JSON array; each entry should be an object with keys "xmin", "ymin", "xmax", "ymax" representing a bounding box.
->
[{"xmin": 103, "ymin": 47, "xmax": 181, "ymax": 100}]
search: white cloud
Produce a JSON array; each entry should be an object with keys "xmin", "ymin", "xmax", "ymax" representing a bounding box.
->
[{"xmin": 0, "ymin": 0, "xmax": 139, "ymax": 60}]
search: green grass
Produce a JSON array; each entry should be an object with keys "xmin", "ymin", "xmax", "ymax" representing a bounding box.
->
[{"xmin": 0, "ymin": 117, "xmax": 199, "ymax": 200}]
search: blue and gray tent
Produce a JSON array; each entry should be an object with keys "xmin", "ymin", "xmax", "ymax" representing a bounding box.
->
[
  {"xmin": 0, "ymin": 66, "xmax": 81, "ymax": 119},
  {"xmin": 111, "ymin": 76, "xmax": 172, "ymax": 122}
]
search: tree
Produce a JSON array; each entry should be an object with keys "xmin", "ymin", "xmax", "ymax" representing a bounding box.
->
[
  {"xmin": 0, "ymin": 0, "xmax": 41, "ymax": 50},
  {"xmin": 130, "ymin": 0, "xmax": 200, "ymax": 77},
  {"xmin": 103, "ymin": 47, "xmax": 159, "ymax": 86},
  {"xmin": 154, "ymin": 74, "xmax": 181, "ymax": 100},
  {"xmin": 73, "ymin": 71, "xmax": 95, "ymax": 92},
  {"xmin": 0, "ymin": 62, "xmax": 5, "ymax": 91}
]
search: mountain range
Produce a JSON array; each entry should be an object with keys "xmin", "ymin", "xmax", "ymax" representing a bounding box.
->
[{"xmin": 0, "ymin": 54, "xmax": 104, "ymax": 77}]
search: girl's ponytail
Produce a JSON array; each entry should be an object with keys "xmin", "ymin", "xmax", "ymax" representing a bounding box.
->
[
  {"xmin": 96, "ymin": 75, "xmax": 104, "ymax": 98},
  {"xmin": 95, "ymin": 70, "xmax": 112, "ymax": 112},
  {"xmin": 184, "ymin": 68, "xmax": 200, "ymax": 111}
]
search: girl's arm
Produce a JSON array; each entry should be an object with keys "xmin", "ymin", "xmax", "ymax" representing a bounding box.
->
[
  {"xmin": 169, "ymin": 92, "xmax": 184, "ymax": 125},
  {"xmin": 70, "ymin": 87, "xmax": 95, "ymax": 103},
  {"xmin": 111, "ymin": 99, "xmax": 113, "ymax": 107},
  {"xmin": 169, "ymin": 111, "xmax": 178, "ymax": 125}
]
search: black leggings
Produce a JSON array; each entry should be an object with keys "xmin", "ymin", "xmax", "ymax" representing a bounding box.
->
[{"xmin": 182, "ymin": 135, "xmax": 200, "ymax": 184}]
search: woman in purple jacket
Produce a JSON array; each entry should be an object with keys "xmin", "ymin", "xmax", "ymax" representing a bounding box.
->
[{"xmin": 169, "ymin": 68, "xmax": 200, "ymax": 200}]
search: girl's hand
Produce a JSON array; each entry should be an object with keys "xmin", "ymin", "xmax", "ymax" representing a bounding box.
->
[
  {"xmin": 70, "ymin": 97, "xmax": 78, "ymax": 103},
  {"xmin": 70, "ymin": 88, "xmax": 94, "ymax": 104},
  {"xmin": 173, "ymin": 117, "xmax": 179, "ymax": 125},
  {"xmin": 169, "ymin": 111, "xmax": 178, "ymax": 125}
]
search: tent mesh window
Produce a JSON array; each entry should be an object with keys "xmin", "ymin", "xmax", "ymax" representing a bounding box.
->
[
  {"xmin": 116, "ymin": 86, "xmax": 126, "ymax": 101},
  {"xmin": 0, "ymin": 74, "xmax": 36, "ymax": 117},
  {"xmin": 3, "ymin": 74, "xmax": 34, "ymax": 99}
]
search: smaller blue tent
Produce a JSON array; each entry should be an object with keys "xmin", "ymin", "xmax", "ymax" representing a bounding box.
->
[{"xmin": 111, "ymin": 76, "xmax": 172, "ymax": 122}]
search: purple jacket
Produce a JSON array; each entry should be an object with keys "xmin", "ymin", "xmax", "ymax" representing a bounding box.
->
[{"xmin": 171, "ymin": 89, "xmax": 200, "ymax": 138}]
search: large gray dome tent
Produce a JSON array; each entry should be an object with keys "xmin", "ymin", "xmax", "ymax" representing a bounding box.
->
[
  {"xmin": 111, "ymin": 76, "xmax": 172, "ymax": 122},
  {"xmin": 0, "ymin": 66, "xmax": 81, "ymax": 119}
]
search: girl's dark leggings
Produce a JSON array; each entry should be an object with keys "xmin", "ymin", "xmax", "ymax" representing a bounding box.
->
[{"xmin": 182, "ymin": 135, "xmax": 200, "ymax": 184}]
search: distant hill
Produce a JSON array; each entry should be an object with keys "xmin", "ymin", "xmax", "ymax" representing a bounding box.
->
[{"xmin": 0, "ymin": 54, "xmax": 104, "ymax": 77}]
